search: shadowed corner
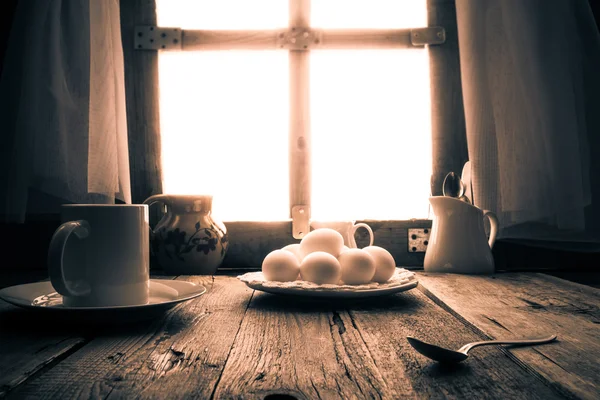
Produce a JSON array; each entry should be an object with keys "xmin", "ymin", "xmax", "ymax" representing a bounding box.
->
[{"xmin": 0, "ymin": 303, "xmax": 177, "ymax": 337}]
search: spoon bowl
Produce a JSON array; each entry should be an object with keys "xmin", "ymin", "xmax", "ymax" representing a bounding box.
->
[
  {"xmin": 407, "ymin": 335, "xmax": 557, "ymax": 363},
  {"xmin": 442, "ymin": 172, "xmax": 465, "ymax": 198}
]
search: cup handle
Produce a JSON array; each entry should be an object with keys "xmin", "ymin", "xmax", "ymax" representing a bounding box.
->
[
  {"xmin": 483, "ymin": 210, "xmax": 498, "ymax": 249},
  {"xmin": 47, "ymin": 220, "xmax": 91, "ymax": 297},
  {"xmin": 352, "ymin": 223, "xmax": 374, "ymax": 247}
]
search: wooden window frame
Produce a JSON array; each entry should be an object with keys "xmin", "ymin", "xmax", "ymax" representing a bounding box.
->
[{"xmin": 119, "ymin": 0, "xmax": 467, "ymax": 270}]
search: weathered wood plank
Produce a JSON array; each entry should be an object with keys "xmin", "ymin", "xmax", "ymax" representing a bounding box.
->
[
  {"xmin": 0, "ymin": 299, "xmax": 86, "ymax": 398},
  {"xmin": 180, "ymin": 28, "xmax": 424, "ymax": 51},
  {"xmin": 417, "ymin": 272, "xmax": 600, "ymax": 400},
  {"xmin": 212, "ymin": 291, "xmax": 387, "ymax": 399},
  {"xmin": 319, "ymin": 28, "xmax": 414, "ymax": 49},
  {"xmin": 120, "ymin": 0, "xmax": 163, "ymax": 204},
  {"xmin": 6, "ymin": 276, "xmax": 253, "ymax": 399},
  {"xmin": 213, "ymin": 288, "xmax": 562, "ymax": 399},
  {"xmin": 288, "ymin": 0, "xmax": 311, "ymax": 238},
  {"xmin": 0, "ymin": 274, "xmax": 175, "ymax": 397},
  {"xmin": 349, "ymin": 290, "xmax": 565, "ymax": 399},
  {"xmin": 427, "ymin": 0, "xmax": 468, "ymax": 196}
]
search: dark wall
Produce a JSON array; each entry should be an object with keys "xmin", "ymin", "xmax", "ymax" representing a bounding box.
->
[
  {"xmin": 0, "ymin": 0, "xmax": 61, "ymax": 271},
  {"xmin": 590, "ymin": 0, "xmax": 600, "ymax": 30},
  {"xmin": 0, "ymin": 0, "xmax": 18, "ymax": 76}
]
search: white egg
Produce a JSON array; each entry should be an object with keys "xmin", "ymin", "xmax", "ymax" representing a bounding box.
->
[
  {"xmin": 300, "ymin": 251, "xmax": 341, "ymax": 284},
  {"xmin": 299, "ymin": 228, "xmax": 345, "ymax": 258},
  {"xmin": 281, "ymin": 243, "xmax": 303, "ymax": 262},
  {"xmin": 363, "ymin": 246, "xmax": 396, "ymax": 283},
  {"xmin": 262, "ymin": 249, "xmax": 301, "ymax": 282},
  {"xmin": 338, "ymin": 248, "xmax": 375, "ymax": 285}
]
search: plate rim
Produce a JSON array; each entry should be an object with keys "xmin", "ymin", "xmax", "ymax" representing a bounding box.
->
[
  {"xmin": 239, "ymin": 268, "xmax": 419, "ymax": 298},
  {"xmin": 0, "ymin": 279, "xmax": 206, "ymax": 312},
  {"xmin": 244, "ymin": 279, "xmax": 418, "ymax": 298}
]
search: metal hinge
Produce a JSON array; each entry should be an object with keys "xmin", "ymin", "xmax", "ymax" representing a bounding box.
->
[
  {"xmin": 134, "ymin": 26, "xmax": 182, "ymax": 50},
  {"xmin": 276, "ymin": 28, "xmax": 322, "ymax": 50},
  {"xmin": 410, "ymin": 26, "xmax": 446, "ymax": 46},
  {"xmin": 408, "ymin": 228, "xmax": 431, "ymax": 252},
  {"xmin": 291, "ymin": 205, "xmax": 310, "ymax": 239}
]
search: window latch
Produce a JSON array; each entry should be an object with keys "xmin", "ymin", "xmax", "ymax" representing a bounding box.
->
[
  {"xmin": 291, "ymin": 205, "xmax": 310, "ymax": 239},
  {"xmin": 410, "ymin": 26, "xmax": 445, "ymax": 46}
]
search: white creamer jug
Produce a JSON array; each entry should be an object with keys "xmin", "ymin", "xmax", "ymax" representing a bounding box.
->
[{"xmin": 424, "ymin": 196, "xmax": 498, "ymax": 274}]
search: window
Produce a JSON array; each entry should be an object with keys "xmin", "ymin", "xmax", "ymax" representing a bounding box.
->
[{"xmin": 156, "ymin": 0, "xmax": 432, "ymax": 226}]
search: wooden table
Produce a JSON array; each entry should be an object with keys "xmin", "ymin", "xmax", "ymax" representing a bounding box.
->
[{"xmin": 0, "ymin": 271, "xmax": 598, "ymax": 399}]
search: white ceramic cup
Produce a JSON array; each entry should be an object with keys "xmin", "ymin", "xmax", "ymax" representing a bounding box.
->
[
  {"xmin": 47, "ymin": 204, "xmax": 150, "ymax": 307},
  {"xmin": 309, "ymin": 220, "xmax": 374, "ymax": 248}
]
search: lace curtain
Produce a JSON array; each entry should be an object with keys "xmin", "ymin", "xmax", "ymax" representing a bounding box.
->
[
  {"xmin": 0, "ymin": 0, "xmax": 131, "ymax": 222},
  {"xmin": 456, "ymin": 0, "xmax": 600, "ymax": 241}
]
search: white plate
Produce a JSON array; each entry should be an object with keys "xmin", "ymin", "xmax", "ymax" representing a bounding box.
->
[
  {"xmin": 238, "ymin": 268, "xmax": 418, "ymax": 298},
  {"xmin": 0, "ymin": 279, "xmax": 206, "ymax": 321}
]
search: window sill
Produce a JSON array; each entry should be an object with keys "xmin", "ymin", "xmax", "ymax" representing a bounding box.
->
[
  {"xmin": 0, "ymin": 217, "xmax": 433, "ymax": 271},
  {"xmin": 219, "ymin": 219, "xmax": 432, "ymax": 269}
]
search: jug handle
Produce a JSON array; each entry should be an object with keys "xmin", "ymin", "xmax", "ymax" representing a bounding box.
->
[
  {"xmin": 143, "ymin": 195, "xmax": 171, "ymax": 258},
  {"xmin": 483, "ymin": 210, "xmax": 498, "ymax": 249},
  {"xmin": 143, "ymin": 194, "xmax": 172, "ymax": 233},
  {"xmin": 352, "ymin": 223, "xmax": 374, "ymax": 247}
]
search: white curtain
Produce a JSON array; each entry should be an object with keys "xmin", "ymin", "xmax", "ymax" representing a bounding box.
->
[
  {"xmin": 456, "ymin": 0, "xmax": 600, "ymax": 241},
  {"xmin": 0, "ymin": 0, "xmax": 131, "ymax": 222}
]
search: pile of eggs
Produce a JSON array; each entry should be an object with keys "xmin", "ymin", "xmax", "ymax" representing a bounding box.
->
[{"xmin": 262, "ymin": 228, "xmax": 396, "ymax": 285}]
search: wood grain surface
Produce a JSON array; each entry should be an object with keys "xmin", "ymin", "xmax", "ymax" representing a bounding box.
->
[
  {"xmin": 0, "ymin": 274, "xmax": 176, "ymax": 398},
  {"xmin": 1, "ymin": 273, "xmax": 596, "ymax": 399},
  {"xmin": 5, "ymin": 276, "xmax": 253, "ymax": 399},
  {"xmin": 417, "ymin": 272, "xmax": 600, "ymax": 400},
  {"xmin": 213, "ymin": 288, "xmax": 562, "ymax": 400},
  {"xmin": 0, "ymin": 300, "xmax": 86, "ymax": 397}
]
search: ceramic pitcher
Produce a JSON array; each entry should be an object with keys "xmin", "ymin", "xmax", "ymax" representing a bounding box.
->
[
  {"xmin": 143, "ymin": 194, "xmax": 228, "ymax": 275},
  {"xmin": 424, "ymin": 196, "xmax": 498, "ymax": 274}
]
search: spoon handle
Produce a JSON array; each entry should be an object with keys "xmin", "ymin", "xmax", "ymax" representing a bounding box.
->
[{"xmin": 459, "ymin": 335, "xmax": 557, "ymax": 354}]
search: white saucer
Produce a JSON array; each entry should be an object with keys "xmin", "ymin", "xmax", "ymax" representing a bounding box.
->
[
  {"xmin": 238, "ymin": 268, "xmax": 418, "ymax": 299},
  {"xmin": 0, "ymin": 279, "xmax": 206, "ymax": 319}
]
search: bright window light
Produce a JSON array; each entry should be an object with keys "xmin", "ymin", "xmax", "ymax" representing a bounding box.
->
[
  {"xmin": 310, "ymin": 0, "xmax": 430, "ymax": 221},
  {"xmin": 156, "ymin": 0, "xmax": 430, "ymax": 221},
  {"xmin": 310, "ymin": 49, "xmax": 431, "ymax": 220},
  {"xmin": 157, "ymin": 0, "xmax": 288, "ymax": 29},
  {"xmin": 311, "ymin": 0, "xmax": 427, "ymax": 29},
  {"xmin": 157, "ymin": 1, "xmax": 289, "ymax": 221},
  {"xmin": 158, "ymin": 51, "xmax": 289, "ymax": 221}
]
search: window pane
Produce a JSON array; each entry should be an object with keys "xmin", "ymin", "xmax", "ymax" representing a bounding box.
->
[
  {"xmin": 311, "ymin": 49, "xmax": 431, "ymax": 220},
  {"xmin": 311, "ymin": 0, "xmax": 426, "ymax": 29},
  {"xmin": 158, "ymin": 51, "xmax": 289, "ymax": 221},
  {"xmin": 156, "ymin": 0, "xmax": 288, "ymax": 29}
]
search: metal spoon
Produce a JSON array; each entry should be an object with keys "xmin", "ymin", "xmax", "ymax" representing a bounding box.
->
[
  {"xmin": 442, "ymin": 172, "xmax": 465, "ymax": 198},
  {"xmin": 460, "ymin": 160, "xmax": 474, "ymax": 205},
  {"xmin": 407, "ymin": 334, "xmax": 557, "ymax": 363}
]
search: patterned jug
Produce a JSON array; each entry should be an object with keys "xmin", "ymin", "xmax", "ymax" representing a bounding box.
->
[{"xmin": 143, "ymin": 194, "xmax": 228, "ymax": 275}]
